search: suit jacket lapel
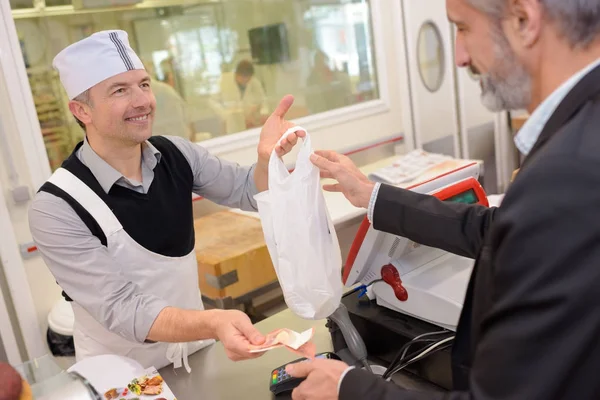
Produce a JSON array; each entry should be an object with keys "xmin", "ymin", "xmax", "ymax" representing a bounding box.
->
[{"xmin": 523, "ymin": 63, "xmax": 600, "ymax": 164}]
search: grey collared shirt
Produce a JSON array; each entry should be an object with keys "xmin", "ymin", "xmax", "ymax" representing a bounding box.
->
[{"xmin": 29, "ymin": 136, "xmax": 258, "ymax": 343}]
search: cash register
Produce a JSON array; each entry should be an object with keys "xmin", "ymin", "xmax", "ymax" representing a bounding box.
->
[{"xmin": 329, "ymin": 161, "xmax": 488, "ymax": 389}]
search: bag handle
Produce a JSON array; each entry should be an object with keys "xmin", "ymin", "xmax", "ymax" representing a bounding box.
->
[{"xmin": 268, "ymin": 126, "xmax": 314, "ymax": 178}]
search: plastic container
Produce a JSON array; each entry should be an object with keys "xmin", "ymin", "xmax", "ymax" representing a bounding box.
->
[{"xmin": 47, "ymin": 299, "xmax": 75, "ymax": 357}]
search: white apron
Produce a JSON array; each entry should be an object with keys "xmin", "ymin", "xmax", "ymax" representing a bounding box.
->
[{"xmin": 48, "ymin": 168, "xmax": 214, "ymax": 372}]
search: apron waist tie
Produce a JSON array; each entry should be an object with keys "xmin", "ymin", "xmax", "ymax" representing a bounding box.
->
[{"xmin": 166, "ymin": 342, "xmax": 191, "ymax": 373}]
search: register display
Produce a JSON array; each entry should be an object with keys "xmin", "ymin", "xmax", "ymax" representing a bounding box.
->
[{"xmin": 443, "ymin": 189, "xmax": 478, "ymax": 204}]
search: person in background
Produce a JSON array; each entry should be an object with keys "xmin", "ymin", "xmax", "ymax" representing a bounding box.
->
[
  {"xmin": 288, "ymin": 0, "xmax": 600, "ymax": 399},
  {"xmin": 218, "ymin": 59, "xmax": 266, "ymax": 128},
  {"xmin": 151, "ymin": 78, "xmax": 194, "ymax": 140},
  {"xmin": 159, "ymin": 57, "xmax": 179, "ymax": 91},
  {"xmin": 306, "ymin": 49, "xmax": 353, "ymax": 114},
  {"xmin": 142, "ymin": 60, "xmax": 194, "ymax": 140},
  {"xmin": 28, "ymin": 30, "xmax": 304, "ymax": 373}
]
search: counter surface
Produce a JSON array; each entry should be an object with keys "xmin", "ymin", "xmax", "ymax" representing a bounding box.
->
[
  {"xmin": 159, "ymin": 309, "xmax": 443, "ymax": 399},
  {"xmin": 231, "ymin": 154, "xmax": 482, "ymax": 228}
]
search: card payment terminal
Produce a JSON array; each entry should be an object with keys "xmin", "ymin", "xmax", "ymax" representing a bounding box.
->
[{"xmin": 269, "ymin": 352, "xmax": 341, "ymax": 396}]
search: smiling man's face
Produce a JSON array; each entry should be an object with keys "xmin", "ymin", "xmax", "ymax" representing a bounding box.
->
[
  {"xmin": 86, "ymin": 69, "xmax": 156, "ymax": 144},
  {"xmin": 447, "ymin": 0, "xmax": 531, "ymax": 111}
]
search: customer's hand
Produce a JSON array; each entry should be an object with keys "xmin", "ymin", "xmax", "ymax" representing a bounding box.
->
[
  {"xmin": 213, "ymin": 310, "xmax": 266, "ymax": 361},
  {"xmin": 310, "ymin": 150, "xmax": 375, "ymax": 208},
  {"xmin": 257, "ymin": 95, "xmax": 306, "ymax": 163},
  {"xmin": 286, "ymin": 358, "xmax": 350, "ymax": 400}
]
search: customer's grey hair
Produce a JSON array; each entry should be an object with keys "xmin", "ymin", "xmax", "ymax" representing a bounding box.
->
[{"xmin": 468, "ymin": 0, "xmax": 600, "ymax": 48}]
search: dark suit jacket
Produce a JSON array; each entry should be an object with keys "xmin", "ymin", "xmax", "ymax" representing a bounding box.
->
[{"xmin": 340, "ymin": 64, "xmax": 600, "ymax": 399}]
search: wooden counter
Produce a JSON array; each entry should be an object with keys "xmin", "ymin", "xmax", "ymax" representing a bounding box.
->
[{"xmin": 194, "ymin": 210, "xmax": 279, "ymax": 310}]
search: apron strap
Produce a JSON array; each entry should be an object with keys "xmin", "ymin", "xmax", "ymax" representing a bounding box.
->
[
  {"xmin": 48, "ymin": 168, "xmax": 122, "ymax": 237},
  {"xmin": 166, "ymin": 342, "xmax": 192, "ymax": 373}
]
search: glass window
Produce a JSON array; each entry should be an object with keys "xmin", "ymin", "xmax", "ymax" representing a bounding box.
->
[
  {"xmin": 11, "ymin": 0, "xmax": 379, "ymax": 170},
  {"xmin": 45, "ymin": 0, "xmax": 71, "ymax": 6},
  {"xmin": 417, "ymin": 21, "xmax": 444, "ymax": 93},
  {"xmin": 10, "ymin": 0, "xmax": 35, "ymax": 10}
]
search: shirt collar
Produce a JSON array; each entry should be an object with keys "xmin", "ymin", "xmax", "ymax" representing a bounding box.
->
[
  {"xmin": 514, "ymin": 58, "xmax": 600, "ymax": 156},
  {"xmin": 79, "ymin": 137, "xmax": 162, "ymax": 193}
]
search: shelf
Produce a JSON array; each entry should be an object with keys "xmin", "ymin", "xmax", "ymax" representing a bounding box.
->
[
  {"xmin": 11, "ymin": 0, "xmax": 217, "ymax": 19},
  {"xmin": 41, "ymin": 126, "xmax": 68, "ymax": 133},
  {"xmin": 36, "ymin": 104, "xmax": 61, "ymax": 113},
  {"xmin": 27, "ymin": 66, "xmax": 55, "ymax": 75},
  {"xmin": 34, "ymin": 100, "xmax": 60, "ymax": 107}
]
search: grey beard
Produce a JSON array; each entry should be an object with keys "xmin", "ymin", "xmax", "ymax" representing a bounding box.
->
[
  {"xmin": 480, "ymin": 69, "xmax": 531, "ymax": 112},
  {"xmin": 479, "ymin": 27, "xmax": 532, "ymax": 112}
]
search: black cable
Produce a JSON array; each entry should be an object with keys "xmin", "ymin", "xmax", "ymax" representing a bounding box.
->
[
  {"xmin": 383, "ymin": 336, "xmax": 454, "ymax": 379},
  {"xmin": 342, "ymin": 279, "xmax": 383, "ymax": 298},
  {"xmin": 339, "ymin": 285, "xmax": 453, "ymax": 379},
  {"xmin": 383, "ymin": 331, "xmax": 453, "ymax": 379},
  {"xmin": 383, "ymin": 335, "xmax": 454, "ymax": 379},
  {"xmin": 384, "ymin": 338, "xmax": 441, "ymax": 376},
  {"xmin": 383, "ymin": 342, "xmax": 454, "ymax": 379},
  {"xmin": 392, "ymin": 342, "xmax": 448, "ymax": 372}
]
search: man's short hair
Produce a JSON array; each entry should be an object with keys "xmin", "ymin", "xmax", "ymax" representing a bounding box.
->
[
  {"xmin": 235, "ymin": 60, "xmax": 255, "ymax": 77},
  {"xmin": 468, "ymin": 0, "xmax": 600, "ymax": 48},
  {"xmin": 72, "ymin": 90, "xmax": 91, "ymax": 131}
]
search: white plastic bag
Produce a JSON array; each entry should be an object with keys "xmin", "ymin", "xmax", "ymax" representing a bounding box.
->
[{"xmin": 254, "ymin": 127, "xmax": 343, "ymax": 320}]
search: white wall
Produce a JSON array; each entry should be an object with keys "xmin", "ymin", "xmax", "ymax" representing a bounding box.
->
[
  {"xmin": 0, "ymin": 68, "xmax": 58, "ymax": 357},
  {"xmin": 1, "ymin": 0, "xmax": 61, "ymax": 359}
]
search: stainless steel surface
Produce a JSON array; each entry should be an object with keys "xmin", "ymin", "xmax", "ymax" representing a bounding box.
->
[
  {"xmin": 13, "ymin": 356, "xmax": 99, "ymax": 399},
  {"xmin": 38, "ymin": 372, "xmax": 102, "ymax": 400},
  {"xmin": 160, "ymin": 308, "xmax": 443, "ymax": 399}
]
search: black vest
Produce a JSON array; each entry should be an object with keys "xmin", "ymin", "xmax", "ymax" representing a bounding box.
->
[{"xmin": 38, "ymin": 137, "xmax": 195, "ymax": 300}]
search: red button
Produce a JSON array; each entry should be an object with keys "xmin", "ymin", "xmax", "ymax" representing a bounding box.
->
[{"xmin": 381, "ymin": 264, "xmax": 408, "ymax": 301}]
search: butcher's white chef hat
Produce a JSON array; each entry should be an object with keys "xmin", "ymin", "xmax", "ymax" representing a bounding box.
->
[{"xmin": 53, "ymin": 30, "xmax": 144, "ymax": 100}]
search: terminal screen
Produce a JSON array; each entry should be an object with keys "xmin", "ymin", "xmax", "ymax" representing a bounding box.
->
[{"xmin": 444, "ymin": 188, "xmax": 478, "ymax": 204}]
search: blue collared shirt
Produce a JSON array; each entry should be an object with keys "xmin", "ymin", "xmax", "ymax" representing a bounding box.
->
[{"xmin": 514, "ymin": 58, "xmax": 600, "ymax": 155}]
